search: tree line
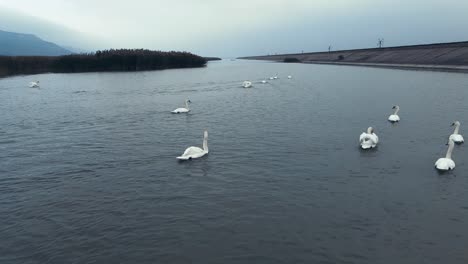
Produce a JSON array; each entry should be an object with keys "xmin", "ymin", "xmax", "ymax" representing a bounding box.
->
[{"xmin": 0, "ymin": 49, "xmax": 207, "ymax": 77}]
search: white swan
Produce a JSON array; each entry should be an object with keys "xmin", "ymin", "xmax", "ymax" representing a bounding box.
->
[
  {"xmin": 359, "ymin": 127, "xmax": 379, "ymax": 149},
  {"xmin": 287, "ymin": 75, "xmax": 292, "ymax": 79},
  {"xmin": 172, "ymin": 99, "xmax": 191, "ymax": 113},
  {"xmin": 449, "ymin": 121, "xmax": 464, "ymax": 144},
  {"xmin": 273, "ymin": 76, "xmax": 278, "ymax": 79},
  {"xmin": 261, "ymin": 80, "xmax": 267, "ymax": 84},
  {"xmin": 29, "ymin": 81, "xmax": 39, "ymax": 88},
  {"xmin": 388, "ymin": 105, "xmax": 400, "ymax": 122},
  {"xmin": 243, "ymin": 81, "xmax": 252, "ymax": 88},
  {"xmin": 269, "ymin": 77, "xmax": 274, "ymax": 80},
  {"xmin": 435, "ymin": 139, "xmax": 456, "ymax": 171},
  {"xmin": 177, "ymin": 130, "xmax": 209, "ymax": 160}
]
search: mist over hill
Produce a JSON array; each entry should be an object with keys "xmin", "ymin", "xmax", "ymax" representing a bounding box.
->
[{"xmin": 0, "ymin": 29, "xmax": 71, "ymax": 56}]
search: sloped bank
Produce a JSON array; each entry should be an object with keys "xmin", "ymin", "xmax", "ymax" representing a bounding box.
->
[{"xmin": 239, "ymin": 41, "xmax": 468, "ymax": 73}]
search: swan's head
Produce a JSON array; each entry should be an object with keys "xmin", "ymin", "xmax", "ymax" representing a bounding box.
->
[
  {"xmin": 367, "ymin": 127, "xmax": 374, "ymax": 134},
  {"xmin": 392, "ymin": 105, "xmax": 399, "ymax": 110},
  {"xmin": 185, "ymin": 99, "xmax": 191, "ymax": 104},
  {"xmin": 452, "ymin": 121, "xmax": 460, "ymax": 126}
]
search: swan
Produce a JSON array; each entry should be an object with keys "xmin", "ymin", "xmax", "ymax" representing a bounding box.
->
[
  {"xmin": 359, "ymin": 127, "xmax": 379, "ymax": 149},
  {"xmin": 172, "ymin": 99, "xmax": 191, "ymax": 113},
  {"xmin": 269, "ymin": 77, "xmax": 274, "ymax": 80},
  {"xmin": 273, "ymin": 76, "xmax": 278, "ymax": 79},
  {"xmin": 177, "ymin": 130, "xmax": 209, "ymax": 160},
  {"xmin": 243, "ymin": 81, "xmax": 252, "ymax": 88},
  {"xmin": 388, "ymin": 105, "xmax": 400, "ymax": 122},
  {"xmin": 449, "ymin": 121, "xmax": 464, "ymax": 144},
  {"xmin": 29, "ymin": 81, "xmax": 39, "ymax": 88},
  {"xmin": 288, "ymin": 75, "xmax": 292, "ymax": 79},
  {"xmin": 261, "ymin": 80, "xmax": 267, "ymax": 84},
  {"xmin": 435, "ymin": 139, "xmax": 456, "ymax": 171}
]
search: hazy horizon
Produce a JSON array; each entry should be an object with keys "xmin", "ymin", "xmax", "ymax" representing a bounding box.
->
[{"xmin": 1, "ymin": 0, "xmax": 468, "ymax": 57}]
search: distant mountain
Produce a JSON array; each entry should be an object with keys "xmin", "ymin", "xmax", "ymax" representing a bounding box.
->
[
  {"xmin": 0, "ymin": 29, "xmax": 72, "ymax": 56},
  {"xmin": 0, "ymin": 8, "xmax": 105, "ymax": 52},
  {"xmin": 62, "ymin": 45, "xmax": 90, "ymax": 54}
]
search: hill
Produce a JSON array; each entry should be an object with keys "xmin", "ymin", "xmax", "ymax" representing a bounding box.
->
[{"xmin": 0, "ymin": 29, "xmax": 71, "ymax": 56}]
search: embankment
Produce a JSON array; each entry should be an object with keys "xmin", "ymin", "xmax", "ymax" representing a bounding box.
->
[{"xmin": 240, "ymin": 41, "xmax": 468, "ymax": 73}]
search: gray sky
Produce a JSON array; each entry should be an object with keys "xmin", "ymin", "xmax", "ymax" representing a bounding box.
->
[{"xmin": 1, "ymin": 0, "xmax": 468, "ymax": 57}]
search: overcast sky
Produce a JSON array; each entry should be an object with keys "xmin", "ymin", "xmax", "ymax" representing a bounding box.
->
[{"xmin": 1, "ymin": 0, "xmax": 468, "ymax": 57}]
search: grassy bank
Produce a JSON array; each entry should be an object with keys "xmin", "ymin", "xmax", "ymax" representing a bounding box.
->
[{"xmin": 239, "ymin": 41, "xmax": 468, "ymax": 72}]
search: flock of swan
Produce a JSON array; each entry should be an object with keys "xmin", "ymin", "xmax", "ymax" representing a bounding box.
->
[
  {"xmin": 171, "ymin": 99, "xmax": 207, "ymax": 160},
  {"xmin": 171, "ymin": 75, "xmax": 292, "ymax": 160},
  {"xmin": 359, "ymin": 105, "xmax": 464, "ymax": 171},
  {"xmin": 173, "ymin": 99, "xmax": 463, "ymax": 172},
  {"xmin": 29, "ymin": 78, "xmax": 464, "ymax": 171},
  {"xmin": 242, "ymin": 75, "xmax": 292, "ymax": 88}
]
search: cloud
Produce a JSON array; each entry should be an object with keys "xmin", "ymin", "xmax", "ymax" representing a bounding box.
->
[{"xmin": 1, "ymin": 0, "xmax": 468, "ymax": 56}]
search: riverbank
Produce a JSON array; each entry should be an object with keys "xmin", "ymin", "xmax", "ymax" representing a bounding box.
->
[
  {"xmin": 304, "ymin": 61, "xmax": 468, "ymax": 73},
  {"xmin": 0, "ymin": 49, "xmax": 207, "ymax": 78},
  {"xmin": 239, "ymin": 41, "xmax": 468, "ymax": 73}
]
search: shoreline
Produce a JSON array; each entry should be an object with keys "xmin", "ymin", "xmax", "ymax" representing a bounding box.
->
[{"xmin": 303, "ymin": 61, "xmax": 468, "ymax": 73}]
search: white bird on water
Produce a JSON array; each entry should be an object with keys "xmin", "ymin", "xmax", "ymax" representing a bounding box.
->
[
  {"xmin": 449, "ymin": 121, "xmax": 464, "ymax": 144},
  {"xmin": 388, "ymin": 105, "xmax": 400, "ymax": 122},
  {"xmin": 359, "ymin": 127, "xmax": 379, "ymax": 149},
  {"xmin": 269, "ymin": 77, "xmax": 274, "ymax": 80},
  {"xmin": 171, "ymin": 99, "xmax": 191, "ymax": 113},
  {"xmin": 243, "ymin": 81, "xmax": 252, "ymax": 88},
  {"xmin": 288, "ymin": 75, "xmax": 292, "ymax": 79},
  {"xmin": 435, "ymin": 139, "xmax": 456, "ymax": 171},
  {"xmin": 29, "ymin": 81, "xmax": 40, "ymax": 88},
  {"xmin": 261, "ymin": 80, "xmax": 267, "ymax": 84},
  {"xmin": 177, "ymin": 130, "xmax": 209, "ymax": 160}
]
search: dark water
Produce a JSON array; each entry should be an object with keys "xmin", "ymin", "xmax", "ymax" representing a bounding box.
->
[{"xmin": 1, "ymin": 60, "xmax": 468, "ymax": 264}]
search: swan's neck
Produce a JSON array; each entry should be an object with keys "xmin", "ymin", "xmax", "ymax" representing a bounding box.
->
[
  {"xmin": 453, "ymin": 124, "xmax": 460, "ymax": 135},
  {"xmin": 185, "ymin": 101, "xmax": 190, "ymax": 110},
  {"xmin": 203, "ymin": 135, "xmax": 208, "ymax": 152},
  {"xmin": 446, "ymin": 142, "xmax": 454, "ymax": 159},
  {"xmin": 393, "ymin": 107, "xmax": 400, "ymax": 115}
]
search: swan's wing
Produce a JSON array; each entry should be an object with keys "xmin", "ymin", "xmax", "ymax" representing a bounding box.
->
[
  {"xmin": 435, "ymin": 158, "xmax": 445, "ymax": 169},
  {"xmin": 182, "ymin": 146, "xmax": 204, "ymax": 156},
  {"xmin": 359, "ymin": 133, "xmax": 367, "ymax": 143},
  {"xmin": 360, "ymin": 133, "xmax": 376, "ymax": 143},
  {"xmin": 360, "ymin": 133, "xmax": 378, "ymax": 148},
  {"xmin": 388, "ymin": 115, "xmax": 400, "ymax": 121},
  {"xmin": 172, "ymin": 108, "xmax": 189, "ymax": 113},
  {"xmin": 449, "ymin": 134, "xmax": 464, "ymax": 142},
  {"xmin": 435, "ymin": 158, "xmax": 455, "ymax": 170},
  {"xmin": 450, "ymin": 160, "xmax": 456, "ymax": 169}
]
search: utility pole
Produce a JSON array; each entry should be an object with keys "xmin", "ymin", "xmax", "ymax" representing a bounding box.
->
[{"xmin": 378, "ymin": 38, "xmax": 384, "ymax": 48}]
